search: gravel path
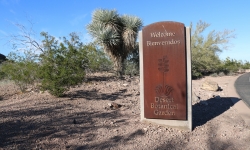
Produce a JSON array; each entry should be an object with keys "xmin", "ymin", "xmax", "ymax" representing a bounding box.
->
[{"xmin": 0, "ymin": 73, "xmax": 249, "ymax": 150}]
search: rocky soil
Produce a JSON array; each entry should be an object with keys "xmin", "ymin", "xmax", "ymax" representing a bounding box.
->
[{"xmin": 0, "ymin": 73, "xmax": 249, "ymax": 150}]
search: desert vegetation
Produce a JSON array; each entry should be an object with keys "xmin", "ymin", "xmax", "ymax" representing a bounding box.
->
[
  {"xmin": 87, "ymin": 9, "xmax": 143, "ymax": 77},
  {"xmin": 0, "ymin": 11, "xmax": 250, "ymax": 97},
  {"xmin": 190, "ymin": 20, "xmax": 250, "ymax": 78},
  {"xmin": 1, "ymin": 9, "xmax": 250, "ymax": 150},
  {"xmin": 0, "ymin": 9, "xmax": 142, "ymax": 96}
]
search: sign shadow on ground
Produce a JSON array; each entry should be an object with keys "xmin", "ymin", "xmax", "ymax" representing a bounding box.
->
[{"xmin": 192, "ymin": 97, "xmax": 240, "ymax": 129}]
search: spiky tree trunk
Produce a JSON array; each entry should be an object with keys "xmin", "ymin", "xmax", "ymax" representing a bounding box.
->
[
  {"xmin": 104, "ymin": 46, "xmax": 127, "ymax": 78},
  {"xmin": 113, "ymin": 54, "xmax": 125, "ymax": 77}
]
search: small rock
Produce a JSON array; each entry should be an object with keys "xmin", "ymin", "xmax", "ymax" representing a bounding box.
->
[
  {"xmin": 26, "ymin": 88, "xmax": 32, "ymax": 92},
  {"xmin": 108, "ymin": 102, "xmax": 122, "ymax": 109},
  {"xmin": 123, "ymin": 83, "xmax": 128, "ymax": 87},
  {"xmin": 127, "ymin": 79, "xmax": 131, "ymax": 82},
  {"xmin": 192, "ymin": 91, "xmax": 200, "ymax": 103},
  {"xmin": 143, "ymin": 128, "xmax": 148, "ymax": 132},
  {"xmin": 201, "ymin": 79, "xmax": 219, "ymax": 91}
]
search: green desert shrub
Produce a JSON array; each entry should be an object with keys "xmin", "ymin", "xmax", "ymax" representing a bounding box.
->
[
  {"xmin": 218, "ymin": 72, "xmax": 225, "ymax": 76},
  {"xmin": 1, "ymin": 59, "xmax": 39, "ymax": 92},
  {"xmin": 241, "ymin": 61, "xmax": 250, "ymax": 69},
  {"xmin": 0, "ymin": 67, "xmax": 6, "ymax": 80},
  {"xmin": 38, "ymin": 32, "xmax": 88, "ymax": 97},
  {"xmin": 124, "ymin": 46, "xmax": 140, "ymax": 76},
  {"xmin": 210, "ymin": 73, "xmax": 218, "ymax": 77},
  {"xmin": 124, "ymin": 60, "xmax": 139, "ymax": 76},
  {"xmin": 221, "ymin": 57, "xmax": 242, "ymax": 74},
  {"xmin": 2, "ymin": 32, "xmax": 90, "ymax": 97},
  {"xmin": 0, "ymin": 54, "xmax": 7, "ymax": 80},
  {"xmin": 83, "ymin": 43, "xmax": 113, "ymax": 73}
]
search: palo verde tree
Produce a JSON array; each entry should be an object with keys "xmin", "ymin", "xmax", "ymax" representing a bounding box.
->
[
  {"xmin": 87, "ymin": 9, "xmax": 143, "ymax": 77},
  {"xmin": 191, "ymin": 20, "xmax": 235, "ymax": 78}
]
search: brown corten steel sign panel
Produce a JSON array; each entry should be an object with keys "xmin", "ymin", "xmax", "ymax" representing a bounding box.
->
[{"xmin": 143, "ymin": 21, "xmax": 187, "ymax": 120}]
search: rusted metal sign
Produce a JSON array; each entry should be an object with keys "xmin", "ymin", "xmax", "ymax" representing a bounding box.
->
[{"xmin": 142, "ymin": 21, "xmax": 187, "ymax": 120}]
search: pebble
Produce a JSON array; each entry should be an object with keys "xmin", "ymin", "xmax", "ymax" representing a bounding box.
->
[{"xmin": 123, "ymin": 84, "xmax": 128, "ymax": 87}]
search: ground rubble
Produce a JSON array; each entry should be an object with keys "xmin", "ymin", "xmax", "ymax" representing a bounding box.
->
[{"xmin": 0, "ymin": 73, "xmax": 249, "ymax": 150}]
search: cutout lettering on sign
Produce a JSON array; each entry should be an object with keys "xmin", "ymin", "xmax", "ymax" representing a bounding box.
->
[{"xmin": 143, "ymin": 22, "xmax": 187, "ymax": 120}]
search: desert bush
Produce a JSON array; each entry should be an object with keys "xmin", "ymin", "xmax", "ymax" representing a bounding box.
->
[
  {"xmin": 210, "ymin": 73, "xmax": 218, "ymax": 77},
  {"xmin": 0, "ymin": 68, "xmax": 6, "ymax": 80},
  {"xmin": 218, "ymin": 72, "xmax": 225, "ymax": 76},
  {"xmin": 38, "ymin": 32, "xmax": 88, "ymax": 97},
  {"xmin": 227, "ymin": 71, "xmax": 237, "ymax": 76},
  {"xmin": 83, "ymin": 43, "xmax": 113, "ymax": 73},
  {"xmin": 221, "ymin": 57, "xmax": 242, "ymax": 74},
  {"xmin": 191, "ymin": 21, "xmax": 235, "ymax": 78},
  {"xmin": 124, "ymin": 45, "xmax": 140, "ymax": 76},
  {"xmin": 0, "ymin": 54, "xmax": 7, "ymax": 80},
  {"xmin": 242, "ymin": 61, "xmax": 250, "ymax": 69},
  {"xmin": 0, "ymin": 20, "xmax": 42, "ymax": 91},
  {"xmin": 124, "ymin": 60, "xmax": 139, "ymax": 76},
  {"xmin": 1, "ymin": 57, "xmax": 39, "ymax": 92}
]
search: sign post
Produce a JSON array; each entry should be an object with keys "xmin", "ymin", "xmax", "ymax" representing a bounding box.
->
[{"xmin": 139, "ymin": 21, "xmax": 192, "ymax": 131}]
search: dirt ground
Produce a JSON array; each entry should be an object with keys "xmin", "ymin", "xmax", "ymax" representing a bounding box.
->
[{"xmin": 0, "ymin": 73, "xmax": 249, "ymax": 150}]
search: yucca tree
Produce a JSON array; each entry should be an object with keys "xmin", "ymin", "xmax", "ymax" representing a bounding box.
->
[{"xmin": 87, "ymin": 9, "xmax": 143, "ymax": 77}]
